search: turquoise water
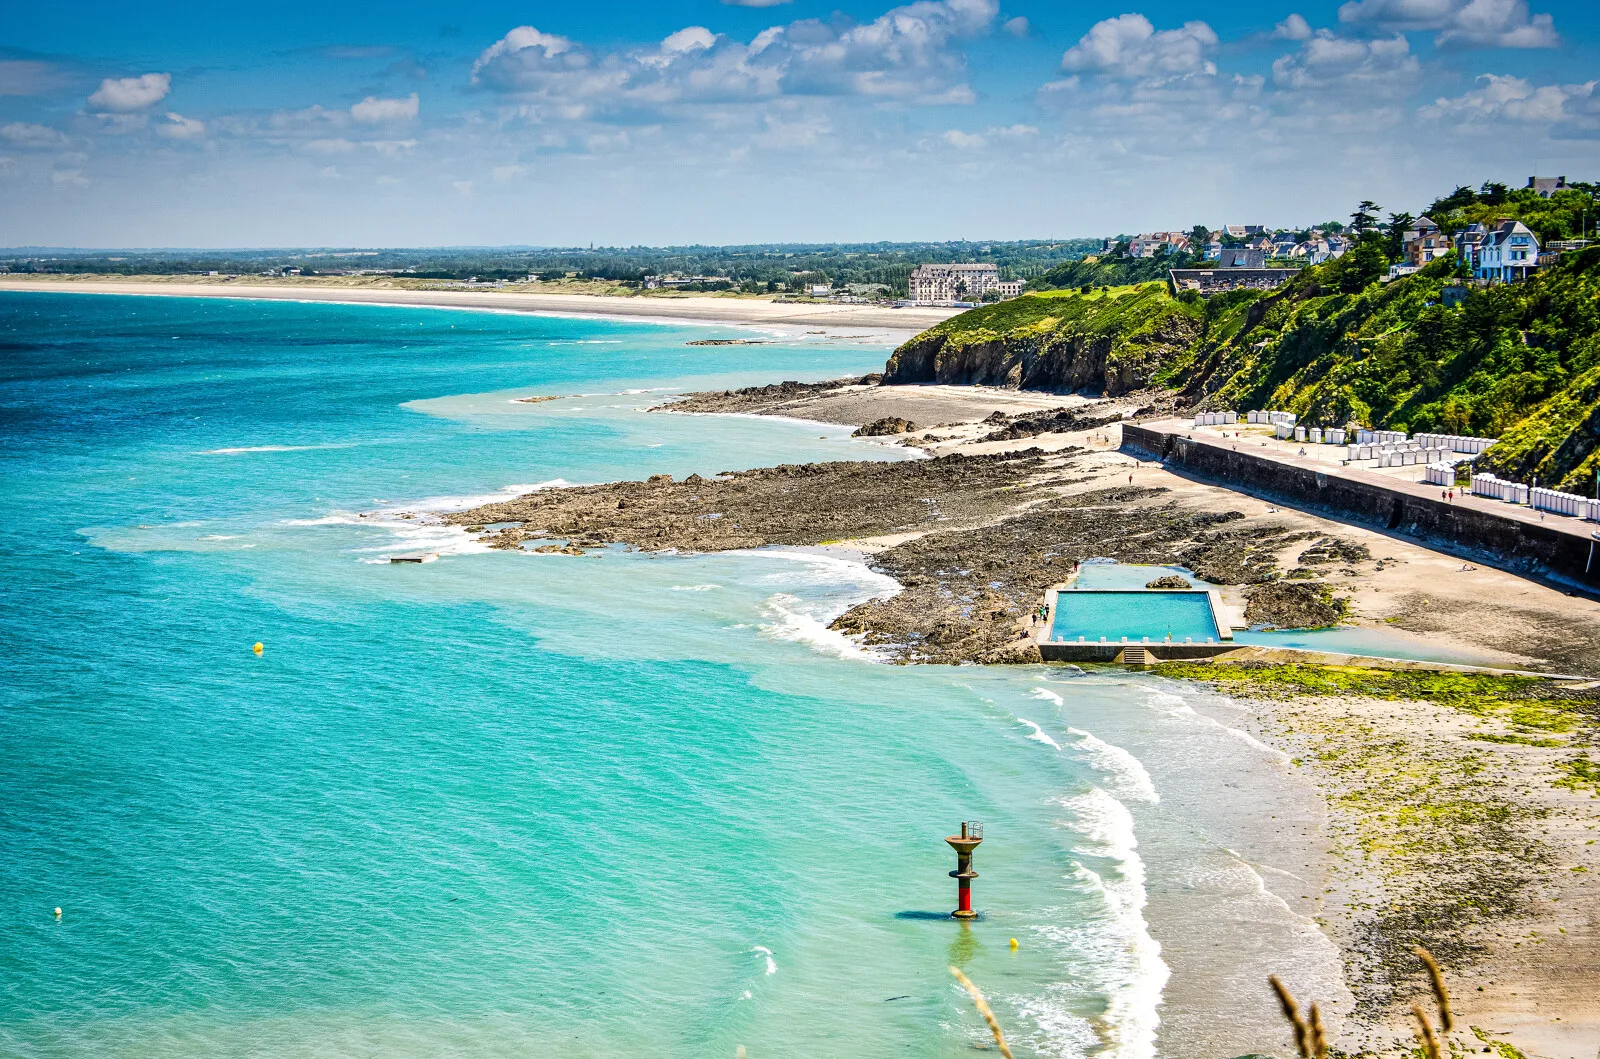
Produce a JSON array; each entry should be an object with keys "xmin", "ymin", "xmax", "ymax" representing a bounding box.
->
[
  {"xmin": 1051, "ymin": 593, "xmax": 1220, "ymax": 645},
  {"xmin": 0, "ymin": 292, "xmax": 1347, "ymax": 1059}
]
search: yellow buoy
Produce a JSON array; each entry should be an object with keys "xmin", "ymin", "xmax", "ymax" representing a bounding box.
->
[
  {"xmin": 54, "ymin": 907, "xmax": 62, "ymax": 918},
  {"xmin": 1009, "ymin": 938, "xmax": 1018, "ymax": 950},
  {"xmin": 252, "ymin": 642, "xmax": 264, "ymax": 655}
]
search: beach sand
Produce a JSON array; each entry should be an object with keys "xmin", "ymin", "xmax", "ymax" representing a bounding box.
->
[{"xmin": 0, "ymin": 275, "xmax": 960, "ymax": 333}]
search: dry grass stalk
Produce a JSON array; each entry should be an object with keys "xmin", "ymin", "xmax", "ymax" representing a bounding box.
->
[
  {"xmin": 1269, "ymin": 975, "xmax": 1312, "ymax": 1059},
  {"xmin": 1411, "ymin": 1002, "xmax": 1442, "ymax": 1059},
  {"xmin": 1308, "ymin": 1002, "xmax": 1328, "ymax": 1059},
  {"xmin": 949, "ymin": 966, "xmax": 1015, "ymax": 1059},
  {"xmin": 1413, "ymin": 945, "xmax": 1454, "ymax": 1033}
]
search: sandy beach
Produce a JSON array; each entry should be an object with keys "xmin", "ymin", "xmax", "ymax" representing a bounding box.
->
[{"xmin": 0, "ymin": 275, "xmax": 961, "ymax": 333}]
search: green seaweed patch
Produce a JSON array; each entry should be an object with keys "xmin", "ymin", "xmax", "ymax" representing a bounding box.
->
[
  {"xmin": 1149, "ymin": 661, "xmax": 1545, "ymax": 705},
  {"xmin": 1468, "ymin": 732, "xmax": 1566, "ymax": 748},
  {"xmin": 1554, "ymin": 753, "xmax": 1600, "ymax": 794}
]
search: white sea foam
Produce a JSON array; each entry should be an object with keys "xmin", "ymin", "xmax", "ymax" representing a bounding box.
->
[
  {"xmin": 1018, "ymin": 718, "xmax": 1062, "ymax": 750},
  {"xmin": 758, "ymin": 593, "xmax": 885, "ymax": 662},
  {"xmin": 200, "ymin": 443, "xmax": 354, "ymax": 455},
  {"xmin": 750, "ymin": 945, "xmax": 778, "ymax": 975},
  {"xmin": 1005, "ymin": 986, "xmax": 1100, "ymax": 1059},
  {"xmin": 1053, "ymin": 787, "xmax": 1169, "ymax": 1059},
  {"xmin": 1031, "ymin": 687, "xmax": 1065, "ymax": 706},
  {"xmin": 1065, "ymin": 727, "xmax": 1159, "ymax": 806},
  {"xmin": 669, "ymin": 584, "xmax": 721, "ymax": 592}
]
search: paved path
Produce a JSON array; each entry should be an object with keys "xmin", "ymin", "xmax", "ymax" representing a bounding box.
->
[{"xmin": 1141, "ymin": 417, "xmax": 1600, "ymax": 548}]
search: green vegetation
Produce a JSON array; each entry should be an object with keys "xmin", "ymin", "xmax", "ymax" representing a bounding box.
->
[
  {"xmin": 1147, "ymin": 661, "xmax": 1557, "ymax": 706},
  {"xmin": 1427, "ymin": 181, "xmax": 1600, "ymax": 243},
  {"xmin": 886, "ymin": 283, "xmax": 1204, "ymax": 393},
  {"xmin": 1029, "ymin": 253, "xmax": 1195, "ymax": 290},
  {"xmin": 1176, "ymin": 247, "xmax": 1600, "ymax": 491},
  {"xmin": 916, "ymin": 283, "xmax": 1195, "ymax": 344}
]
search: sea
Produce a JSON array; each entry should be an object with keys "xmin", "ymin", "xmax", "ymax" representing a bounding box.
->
[{"xmin": 0, "ymin": 292, "xmax": 1349, "ymax": 1059}]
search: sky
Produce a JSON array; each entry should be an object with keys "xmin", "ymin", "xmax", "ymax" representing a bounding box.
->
[{"xmin": 0, "ymin": 0, "xmax": 1596, "ymax": 247}]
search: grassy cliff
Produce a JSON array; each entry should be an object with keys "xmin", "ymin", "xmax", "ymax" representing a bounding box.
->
[
  {"xmin": 1182, "ymin": 247, "xmax": 1600, "ymax": 492},
  {"xmin": 888, "ymin": 245, "xmax": 1600, "ymax": 492},
  {"xmin": 883, "ymin": 284, "xmax": 1203, "ymax": 395}
]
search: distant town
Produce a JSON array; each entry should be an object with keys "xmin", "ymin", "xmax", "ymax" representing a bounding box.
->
[{"xmin": 2, "ymin": 176, "xmax": 1591, "ymax": 308}]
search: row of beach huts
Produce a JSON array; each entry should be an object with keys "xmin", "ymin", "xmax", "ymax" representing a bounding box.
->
[{"xmin": 1192, "ymin": 408, "xmax": 1598, "ymax": 522}]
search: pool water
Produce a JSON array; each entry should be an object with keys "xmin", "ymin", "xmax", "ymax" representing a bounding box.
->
[{"xmin": 1051, "ymin": 591, "xmax": 1221, "ymax": 644}]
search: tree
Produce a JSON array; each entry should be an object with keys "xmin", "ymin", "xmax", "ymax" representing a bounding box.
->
[
  {"xmin": 1479, "ymin": 181, "xmax": 1509, "ymax": 206},
  {"xmin": 1350, "ymin": 201, "xmax": 1382, "ymax": 238},
  {"xmin": 1189, "ymin": 224, "xmax": 1211, "ymax": 249},
  {"xmin": 1385, "ymin": 212, "xmax": 1415, "ymax": 261}
]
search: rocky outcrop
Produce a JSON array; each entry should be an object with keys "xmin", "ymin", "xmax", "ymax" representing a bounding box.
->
[
  {"xmin": 1243, "ymin": 580, "xmax": 1348, "ymax": 629},
  {"xmin": 1145, "ymin": 575, "xmax": 1193, "ymax": 589},
  {"xmin": 853, "ymin": 417, "xmax": 917, "ymax": 437}
]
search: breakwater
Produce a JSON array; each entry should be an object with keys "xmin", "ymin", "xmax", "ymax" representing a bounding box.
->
[{"xmin": 1122, "ymin": 423, "xmax": 1600, "ymax": 590}]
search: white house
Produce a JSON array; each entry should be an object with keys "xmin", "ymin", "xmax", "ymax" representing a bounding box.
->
[{"xmin": 1474, "ymin": 219, "xmax": 1540, "ymax": 283}]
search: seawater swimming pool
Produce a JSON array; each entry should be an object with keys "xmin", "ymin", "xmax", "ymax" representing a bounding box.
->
[{"xmin": 1051, "ymin": 589, "xmax": 1222, "ymax": 643}]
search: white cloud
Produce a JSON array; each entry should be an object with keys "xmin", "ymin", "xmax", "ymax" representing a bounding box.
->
[
  {"xmin": 88, "ymin": 72, "xmax": 171, "ymax": 112},
  {"xmin": 1337, "ymin": 0, "xmax": 1557, "ymax": 47},
  {"xmin": 661, "ymin": 27, "xmax": 717, "ymax": 54},
  {"xmin": 0, "ymin": 121, "xmax": 67, "ymax": 147},
  {"xmin": 1272, "ymin": 30, "xmax": 1419, "ymax": 90},
  {"xmin": 943, "ymin": 128, "xmax": 985, "ymax": 148},
  {"xmin": 1060, "ymin": 14, "xmax": 1218, "ymax": 80},
  {"xmin": 453, "ymin": 180, "xmax": 474, "ymax": 196},
  {"xmin": 1273, "ymin": 14, "xmax": 1314, "ymax": 40},
  {"xmin": 1003, "ymin": 16, "xmax": 1030, "ymax": 37},
  {"xmin": 1421, "ymin": 73, "xmax": 1595, "ymax": 124},
  {"xmin": 471, "ymin": 0, "xmax": 996, "ymax": 112},
  {"xmin": 990, "ymin": 122, "xmax": 1038, "ymax": 136},
  {"xmin": 492, "ymin": 164, "xmax": 527, "ymax": 181},
  {"xmin": 155, "ymin": 112, "xmax": 205, "ymax": 140},
  {"xmin": 350, "ymin": 93, "xmax": 419, "ymax": 123},
  {"xmin": 52, "ymin": 168, "xmax": 88, "ymax": 187},
  {"xmin": 305, "ymin": 138, "xmax": 356, "ymax": 154}
]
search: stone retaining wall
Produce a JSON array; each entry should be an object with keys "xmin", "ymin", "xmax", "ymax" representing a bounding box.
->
[{"xmin": 1123, "ymin": 423, "xmax": 1600, "ymax": 589}]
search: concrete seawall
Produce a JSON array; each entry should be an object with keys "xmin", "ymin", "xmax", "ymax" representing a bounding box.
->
[{"xmin": 1123, "ymin": 422, "xmax": 1600, "ymax": 590}]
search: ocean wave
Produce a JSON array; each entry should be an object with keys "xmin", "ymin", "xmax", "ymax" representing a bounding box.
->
[
  {"xmin": 1031, "ymin": 687, "xmax": 1065, "ymax": 706},
  {"xmin": 669, "ymin": 584, "xmax": 721, "ymax": 592},
  {"xmin": 1054, "ymin": 787, "xmax": 1168, "ymax": 1059},
  {"xmin": 1065, "ymin": 728, "xmax": 1159, "ymax": 806},
  {"xmin": 750, "ymin": 945, "xmax": 777, "ymax": 975},
  {"xmin": 1018, "ymin": 718, "xmax": 1062, "ymax": 750},
  {"xmin": 758, "ymin": 593, "xmax": 885, "ymax": 662}
]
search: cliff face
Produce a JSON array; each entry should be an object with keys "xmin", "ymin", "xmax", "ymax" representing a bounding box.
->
[{"xmin": 884, "ymin": 285, "xmax": 1203, "ymax": 397}]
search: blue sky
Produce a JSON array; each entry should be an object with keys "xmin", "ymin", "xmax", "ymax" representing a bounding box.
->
[{"xmin": 1, "ymin": 0, "xmax": 1596, "ymax": 247}]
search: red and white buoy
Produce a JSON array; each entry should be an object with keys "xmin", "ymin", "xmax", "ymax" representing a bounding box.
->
[{"xmin": 946, "ymin": 821, "xmax": 983, "ymax": 919}]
